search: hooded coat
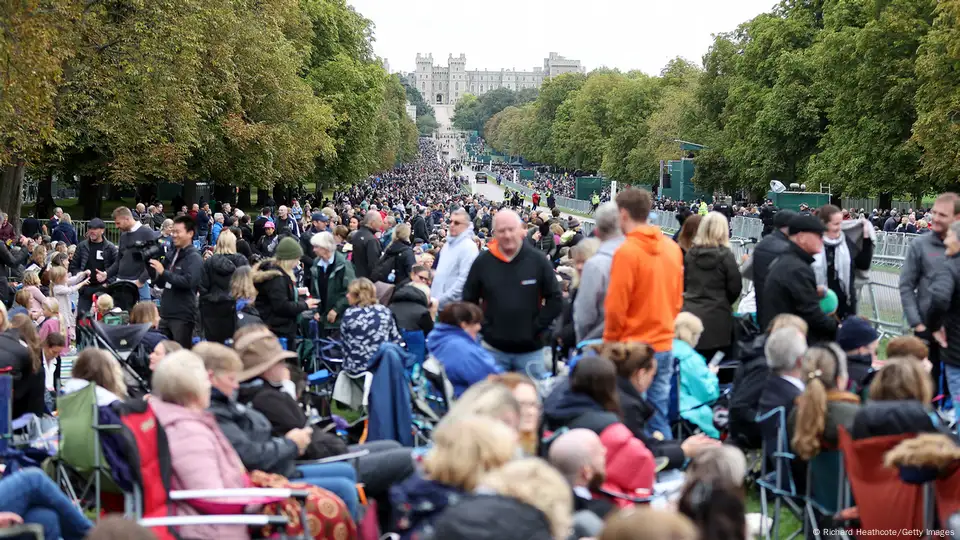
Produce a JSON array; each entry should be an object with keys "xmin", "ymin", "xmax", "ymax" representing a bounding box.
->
[
  {"xmin": 200, "ymin": 253, "xmax": 249, "ymax": 343},
  {"xmin": 389, "ymin": 284, "xmax": 434, "ymax": 334},
  {"xmin": 253, "ymin": 261, "xmax": 308, "ymax": 343},
  {"xmin": 372, "ymin": 239, "xmax": 416, "ymax": 286},
  {"xmin": 431, "ymin": 224, "xmax": 479, "ymax": 308},
  {"xmin": 682, "ymin": 245, "xmax": 742, "ymax": 351},
  {"xmin": 430, "ymin": 494, "xmax": 555, "ymax": 540},
  {"xmin": 542, "ymin": 381, "xmax": 656, "ymax": 502},
  {"xmin": 426, "ymin": 323, "xmax": 502, "ymax": 396},
  {"xmin": 208, "ymin": 387, "xmax": 300, "ymax": 478}
]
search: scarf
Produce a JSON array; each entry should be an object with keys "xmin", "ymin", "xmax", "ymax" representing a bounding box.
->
[{"xmin": 813, "ymin": 234, "xmax": 851, "ymax": 297}]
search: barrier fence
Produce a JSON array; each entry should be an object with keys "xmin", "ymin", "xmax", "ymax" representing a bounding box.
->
[{"xmin": 501, "ymin": 178, "xmax": 595, "ymax": 215}]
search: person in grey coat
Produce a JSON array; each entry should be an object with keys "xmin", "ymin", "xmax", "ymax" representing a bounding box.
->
[
  {"xmin": 573, "ymin": 203, "xmax": 624, "ymax": 342},
  {"xmin": 925, "ymin": 221, "xmax": 960, "ymax": 398},
  {"xmin": 900, "ymin": 193, "xmax": 960, "ymax": 389}
]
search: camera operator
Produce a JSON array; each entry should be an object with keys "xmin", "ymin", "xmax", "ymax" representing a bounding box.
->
[
  {"xmin": 69, "ymin": 218, "xmax": 118, "ymax": 315},
  {"xmin": 149, "ymin": 215, "xmax": 202, "ymax": 348},
  {"xmin": 107, "ymin": 207, "xmax": 160, "ymax": 301}
]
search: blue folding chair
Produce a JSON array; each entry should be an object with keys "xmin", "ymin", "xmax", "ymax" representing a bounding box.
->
[
  {"xmin": 755, "ymin": 407, "xmax": 805, "ymax": 540},
  {"xmin": 0, "ymin": 374, "xmax": 54, "ymax": 476},
  {"xmin": 804, "ymin": 450, "xmax": 852, "ymax": 540},
  {"xmin": 402, "ymin": 330, "xmax": 426, "ymax": 367}
]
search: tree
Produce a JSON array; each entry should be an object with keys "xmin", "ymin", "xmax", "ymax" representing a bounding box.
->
[
  {"xmin": 417, "ymin": 114, "xmax": 439, "ymax": 136},
  {"xmin": 454, "ymin": 87, "xmax": 538, "ymax": 133},
  {"xmin": 520, "ymin": 72, "xmax": 587, "ymax": 164},
  {"xmin": 914, "ymin": 0, "xmax": 960, "ymax": 191},
  {"xmin": 551, "ymin": 71, "xmax": 627, "ymax": 172}
]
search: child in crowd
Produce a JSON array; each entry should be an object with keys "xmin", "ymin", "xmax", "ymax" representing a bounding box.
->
[
  {"xmin": 37, "ymin": 298, "xmax": 65, "ymax": 343},
  {"xmin": 8, "ymin": 289, "xmax": 32, "ymax": 319},
  {"xmin": 94, "ymin": 294, "xmax": 115, "ymax": 321},
  {"xmin": 21, "ymin": 270, "xmax": 47, "ymax": 314},
  {"xmin": 48, "ymin": 266, "xmax": 89, "ymax": 343}
]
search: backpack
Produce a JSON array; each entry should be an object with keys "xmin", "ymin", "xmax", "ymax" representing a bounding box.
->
[{"xmin": 371, "ymin": 250, "xmax": 400, "ymax": 284}]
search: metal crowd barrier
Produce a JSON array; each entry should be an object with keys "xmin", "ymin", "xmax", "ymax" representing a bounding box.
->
[{"xmin": 73, "ymin": 220, "xmax": 123, "ymax": 244}]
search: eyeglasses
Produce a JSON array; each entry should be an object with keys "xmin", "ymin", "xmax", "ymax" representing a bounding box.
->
[{"xmin": 416, "ymin": 274, "xmax": 432, "ymax": 283}]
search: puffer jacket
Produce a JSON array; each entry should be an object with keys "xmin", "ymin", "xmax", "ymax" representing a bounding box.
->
[
  {"xmin": 683, "ymin": 246, "xmax": 742, "ymax": 351},
  {"xmin": 926, "ymin": 253, "xmax": 960, "ymax": 367},
  {"xmin": 673, "ymin": 339, "xmax": 720, "ymax": 438},
  {"xmin": 430, "ymin": 494, "xmax": 554, "ymax": 540},
  {"xmin": 208, "ymin": 388, "xmax": 299, "ymax": 478},
  {"xmin": 727, "ymin": 334, "xmax": 769, "ymax": 449},
  {"xmin": 851, "ymin": 400, "xmax": 943, "ymax": 440},
  {"xmin": 542, "ymin": 381, "xmax": 656, "ymax": 503},
  {"xmin": 389, "ymin": 284, "xmax": 434, "ymax": 334},
  {"xmin": 200, "ymin": 253, "xmax": 249, "ymax": 304},
  {"xmin": 150, "ymin": 399, "xmax": 249, "ymax": 540},
  {"xmin": 253, "ymin": 261, "xmax": 308, "ymax": 340}
]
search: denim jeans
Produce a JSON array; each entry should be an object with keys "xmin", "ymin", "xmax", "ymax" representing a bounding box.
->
[
  {"xmin": 137, "ymin": 282, "xmax": 151, "ymax": 301},
  {"xmin": 645, "ymin": 351, "xmax": 675, "ymax": 440},
  {"xmin": 944, "ymin": 364, "xmax": 960, "ymax": 409},
  {"xmin": 0, "ymin": 468, "xmax": 92, "ymax": 540},
  {"xmin": 482, "ymin": 342, "xmax": 546, "ymax": 373},
  {"xmin": 296, "ymin": 462, "xmax": 360, "ymax": 520}
]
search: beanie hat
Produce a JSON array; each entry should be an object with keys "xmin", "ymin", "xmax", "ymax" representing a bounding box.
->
[
  {"xmin": 837, "ymin": 316, "xmax": 879, "ymax": 351},
  {"xmin": 275, "ymin": 236, "xmax": 303, "ymax": 261}
]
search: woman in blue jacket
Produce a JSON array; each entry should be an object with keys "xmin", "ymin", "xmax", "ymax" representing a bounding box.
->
[
  {"xmin": 427, "ymin": 302, "xmax": 502, "ymax": 396},
  {"xmin": 672, "ymin": 312, "xmax": 720, "ymax": 438}
]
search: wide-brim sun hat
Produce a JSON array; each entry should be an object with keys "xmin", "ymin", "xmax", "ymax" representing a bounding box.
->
[{"xmin": 234, "ymin": 329, "xmax": 297, "ymax": 381}]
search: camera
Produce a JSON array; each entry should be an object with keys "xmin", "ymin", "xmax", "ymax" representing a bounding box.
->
[{"xmin": 133, "ymin": 239, "xmax": 166, "ymax": 261}]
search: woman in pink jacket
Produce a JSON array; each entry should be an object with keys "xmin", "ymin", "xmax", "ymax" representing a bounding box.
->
[{"xmin": 150, "ymin": 350, "xmax": 251, "ymax": 540}]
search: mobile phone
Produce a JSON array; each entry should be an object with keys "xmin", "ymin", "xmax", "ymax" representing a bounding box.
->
[{"xmin": 709, "ymin": 351, "xmax": 726, "ymax": 368}]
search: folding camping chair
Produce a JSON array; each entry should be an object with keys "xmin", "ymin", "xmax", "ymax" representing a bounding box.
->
[
  {"xmin": 804, "ymin": 450, "xmax": 851, "ymax": 540},
  {"xmin": 76, "ymin": 317, "xmax": 152, "ymax": 396},
  {"xmin": 0, "ymin": 374, "xmax": 55, "ymax": 476},
  {"xmin": 755, "ymin": 407, "xmax": 805, "ymax": 540},
  {"xmin": 111, "ymin": 399, "xmax": 310, "ymax": 540}
]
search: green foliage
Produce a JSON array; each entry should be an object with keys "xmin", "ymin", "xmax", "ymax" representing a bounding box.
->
[
  {"xmin": 0, "ymin": 0, "xmax": 416, "ymax": 201},
  {"xmin": 452, "ymin": 87, "xmax": 538, "ymax": 133},
  {"xmin": 400, "ymin": 76, "xmax": 435, "ymax": 118},
  {"xmin": 417, "ymin": 114, "xmax": 439, "ymax": 136}
]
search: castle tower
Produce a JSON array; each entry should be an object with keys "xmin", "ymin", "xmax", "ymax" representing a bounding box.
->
[
  {"xmin": 414, "ymin": 53, "xmax": 434, "ymax": 98},
  {"xmin": 449, "ymin": 53, "xmax": 466, "ymax": 103}
]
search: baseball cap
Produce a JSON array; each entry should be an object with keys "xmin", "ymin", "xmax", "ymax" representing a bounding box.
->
[
  {"xmin": 311, "ymin": 212, "xmax": 329, "ymax": 222},
  {"xmin": 88, "ymin": 218, "xmax": 106, "ymax": 229},
  {"xmin": 788, "ymin": 214, "xmax": 825, "ymax": 235},
  {"xmin": 264, "ymin": 221, "xmax": 276, "ymax": 229},
  {"xmin": 772, "ymin": 209, "xmax": 797, "ymax": 228}
]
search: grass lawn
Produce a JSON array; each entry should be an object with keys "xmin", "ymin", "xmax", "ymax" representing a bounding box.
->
[{"xmin": 746, "ymin": 490, "xmax": 803, "ymax": 538}]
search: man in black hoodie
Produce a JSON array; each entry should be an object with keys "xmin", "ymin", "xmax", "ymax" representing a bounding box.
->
[
  {"xmin": 150, "ymin": 215, "xmax": 203, "ymax": 348},
  {"xmin": 751, "ymin": 209, "xmax": 796, "ymax": 325},
  {"xmin": 462, "ymin": 209, "xmax": 562, "ymax": 372}
]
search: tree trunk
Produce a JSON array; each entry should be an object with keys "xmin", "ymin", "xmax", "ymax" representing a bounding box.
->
[
  {"xmin": 256, "ymin": 188, "xmax": 269, "ymax": 207},
  {"xmin": 272, "ymin": 185, "xmax": 288, "ymax": 207},
  {"xmin": 878, "ymin": 192, "xmax": 893, "ymax": 211},
  {"xmin": 136, "ymin": 183, "xmax": 157, "ymax": 205},
  {"xmin": 0, "ymin": 162, "xmax": 26, "ymax": 233},
  {"xmin": 78, "ymin": 176, "xmax": 103, "ymax": 220},
  {"xmin": 182, "ymin": 180, "xmax": 198, "ymax": 207},
  {"xmin": 213, "ymin": 183, "xmax": 236, "ymax": 208},
  {"xmin": 35, "ymin": 172, "xmax": 55, "ymax": 220},
  {"xmin": 238, "ymin": 188, "xmax": 251, "ymax": 211}
]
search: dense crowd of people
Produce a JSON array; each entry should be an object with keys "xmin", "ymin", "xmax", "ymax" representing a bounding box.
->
[{"xmin": 0, "ymin": 136, "xmax": 959, "ymax": 539}]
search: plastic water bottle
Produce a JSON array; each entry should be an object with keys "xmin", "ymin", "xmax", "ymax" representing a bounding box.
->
[{"xmin": 387, "ymin": 269, "xmax": 396, "ymax": 284}]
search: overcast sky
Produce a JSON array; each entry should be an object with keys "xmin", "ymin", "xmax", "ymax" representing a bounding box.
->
[{"xmin": 347, "ymin": 0, "xmax": 776, "ymax": 76}]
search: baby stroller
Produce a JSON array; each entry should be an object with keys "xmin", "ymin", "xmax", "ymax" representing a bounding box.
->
[
  {"xmin": 76, "ymin": 315, "xmax": 152, "ymax": 396},
  {"xmin": 101, "ymin": 280, "xmax": 141, "ymax": 312}
]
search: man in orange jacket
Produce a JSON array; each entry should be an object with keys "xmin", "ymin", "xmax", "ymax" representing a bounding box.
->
[{"xmin": 604, "ymin": 188, "xmax": 684, "ymax": 438}]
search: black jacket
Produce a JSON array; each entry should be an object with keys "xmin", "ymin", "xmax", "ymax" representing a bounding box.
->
[
  {"xmin": 823, "ymin": 236, "xmax": 873, "ymax": 320},
  {"xmin": 411, "ymin": 215, "xmax": 428, "ymax": 243},
  {"xmin": 752, "ymin": 229, "xmax": 791, "ymax": 326},
  {"xmin": 200, "ymin": 253, "xmax": 249, "ymax": 304},
  {"xmin": 851, "ymin": 400, "xmax": 942, "ymax": 440},
  {"xmin": 69, "ymin": 238, "xmax": 119, "ymax": 278},
  {"xmin": 351, "ymin": 225, "xmax": 382, "ymax": 280},
  {"xmin": 253, "ymin": 216, "xmax": 270, "ymax": 242},
  {"xmin": 462, "ymin": 241, "xmax": 563, "ymax": 353},
  {"xmin": 209, "ymin": 388, "xmax": 300, "ymax": 478},
  {"xmin": 727, "ymin": 335, "xmax": 769, "ymax": 449},
  {"xmin": 373, "ymin": 240, "xmax": 416, "ymax": 286},
  {"xmin": 0, "ymin": 242, "xmax": 29, "ymax": 306},
  {"xmin": 108, "ymin": 224, "xmax": 159, "ymax": 283},
  {"xmin": 430, "ymin": 494, "xmax": 554, "ymax": 540},
  {"xmin": 389, "ymin": 284, "xmax": 434, "ymax": 334},
  {"xmin": 237, "ymin": 378, "xmax": 348, "ymax": 460},
  {"xmin": 757, "ymin": 375, "xmax": 804, "ymax": 452},
  {"xmin": 253, "ymin": 262, "xmax": 308, "ymax": 339},
  {"xmin": 153, "ymin": 244, "xmax": 202, "ymax": 323},
  {"xmin": 615, "ymin": 376, "xmax": 686, "ymax": 470},
  {"xmin": 683, "ymin": 246, "xmax": 742, "ymax": 351},
  {"xmin": 926, "ymin": 254, "xmax": 960, "ymax": 367},
  {"xmin": 0, "ymin": 329, "xmax": 44, "ymax": 419},
  {"xmin": 760, "ymin": 242, "xmax": 838, "ymax": 343}
]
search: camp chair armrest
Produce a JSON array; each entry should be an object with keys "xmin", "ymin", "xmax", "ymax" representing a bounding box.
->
[
  {"xmin": 0, "ymin": 523, "xmax": 44, "ymax": 539},
  {"xmin": 139, "ymin": 515, "xmax": 289, "ymax": 527},
  {"xmin": 296, "ymin": 449, "xmax": 370, "ymax": 466},
  {"xmin": 93, "ymin": 424, "xmax": 123, "ymax": 432},
  {"xmin": 170, "ymin": 488, "xmax": 305, "ymax": 500}
]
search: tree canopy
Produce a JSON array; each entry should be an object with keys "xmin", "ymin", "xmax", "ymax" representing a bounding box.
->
[
  {"xmin": 452, "ymin": 87, "xmax": 538, "ymax": 133},
  {"xmin": 484, "ymin": 0, "xmax": 958, "ymax": 199},
  {"xmin": 0, "ymin": 0, "xmax": 417, "ymax": 217}
]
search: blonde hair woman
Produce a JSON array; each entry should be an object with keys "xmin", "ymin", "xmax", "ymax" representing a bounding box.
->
[
  {"xmin": 672, "ymin": 312, "xmax": 720, "ymax": 437},
  {"xmin": 376, "ymin": 222, "xmax": 416, "ymax": 286},
  {"xmin": 340, "ymin": 278, "xmax": 402, "ymax": 373},
  {"xmin": 21, "ymin": 270, "xmax": 47, "ymax": 314},
  {"xmin": 253, "ymin": 237, "xmax": 319, "ymax": 347},
  {"xmin": 389, "ymin": 415, "xmax": 517, "ymax": 539},
  {"xmin": 433, "ymin": 458, "xmax": 573, "ymax": 540},
  {"xmin": 600, "ymin": 508, "xmax": 698, "ymax": 540},
  {"xmin": 682, "ymin": 211, "xmax": 741, "ymax": 358},
  {"xmin": 200, "ymin": 229, "xmax": 249, "ymax": 344},
  {"xmin": 789, "ymin": 344, "xmax": 859, "ymax": 460},
  {"xmin": 442, "ymin": 378, "xmax": 522, "ymax": 431},
  {"xmin": 150, "ymin": 351, "xmax": 252, "ymax": 540}
]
